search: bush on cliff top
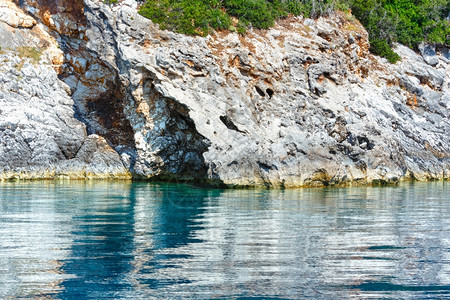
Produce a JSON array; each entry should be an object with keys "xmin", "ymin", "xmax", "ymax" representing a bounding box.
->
[
  {"xmin": 138, "ymin": 0, "xmax": 339, "ymax": 36},
  {"xmin": 138, "ymin": 0, "xmax": 449, "ymax": 62},
  {"xmin": 349, "ymin": 0, "xmax": 449, "ymax": 63},
  {"xmin": 138, "ymin": 0, "xmax": 230, "ymax": 36}
]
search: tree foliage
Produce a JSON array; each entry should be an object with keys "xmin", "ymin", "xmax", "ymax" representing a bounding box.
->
[
  {"xmin": 139, "ymin": 0, "xmax": 342, "ymax": 35},
  {"xmin": 139, "ymin": 0, "xmax": 231, "ymax": 36},
  {"xmin": 350, "ymin": 0, "xmax": 449, "ymax": 62},
  {"xmin": 138, "ymin": 0, "xmax": 449, "ymax": 62}
]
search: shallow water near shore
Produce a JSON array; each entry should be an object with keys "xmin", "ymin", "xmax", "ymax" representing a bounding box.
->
[{"xmin": 0, "ymin": 180, "xmax": 448, "ymax": 299}]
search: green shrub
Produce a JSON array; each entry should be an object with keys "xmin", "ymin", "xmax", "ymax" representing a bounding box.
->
[
  {"xmin": 139, "ymin": 0, "xmax": 230, "ymax": 36},
  {"xmin": 138, "ymin": 0, "xmax": 343, "ymax": 35},
  {"xmin": 369, "ymin": 38, "xmax": 401, "ymax": 63},
  {"xmin": 349, "ymin": 0, "xmax": 449, "ymax": 60},
  {"xmin": 104, "ymin": 0, "xmax": 118, "ymax": 5},
  {"xmin": 388, "ymin": 0, "xmax": 449, "ymax": 46},
  {"xmin": 224, "ymin": 0, "xmax": 276, "ymax": 29}
]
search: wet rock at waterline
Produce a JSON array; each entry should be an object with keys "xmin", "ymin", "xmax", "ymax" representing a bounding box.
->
[{"xmin": 0, "ymin": 0, "xmax": 448, "ymax": 186}]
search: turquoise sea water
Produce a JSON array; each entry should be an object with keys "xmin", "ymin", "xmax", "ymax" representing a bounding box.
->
[{"xmin": 0, "ymin": 181, "xmax": 448, "ymax": 299}]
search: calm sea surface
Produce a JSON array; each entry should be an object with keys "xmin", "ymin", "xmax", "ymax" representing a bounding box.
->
[{"xmin": 0, "ymin": 181, "xmax": 448, "ymax": 299}]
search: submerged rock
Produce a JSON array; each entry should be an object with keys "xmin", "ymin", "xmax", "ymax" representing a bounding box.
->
[{"xmin": 0, "ymin": 0, "xmax": 448, "ymax": 186}]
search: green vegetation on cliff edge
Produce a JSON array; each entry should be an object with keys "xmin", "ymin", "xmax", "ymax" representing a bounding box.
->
[{"xmin": 137, "ymin": 0, "xmax": 449, "ymax": 63}]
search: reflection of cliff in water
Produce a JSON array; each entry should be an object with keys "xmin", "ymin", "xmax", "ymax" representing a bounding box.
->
[
  {"xmin": 0, "ymin": 181, "xmax": 448, "ymax": 298},
  {"xmin": 57, "ymin": 182, "xmax": 137, "ymax": 298},
  {"xmin": 55, "ymin": 182, "xmax": 213, "ymax": 298},
  {"xmin": 137, "ymin": 183, "xmax": 449, "ymax": 298}
]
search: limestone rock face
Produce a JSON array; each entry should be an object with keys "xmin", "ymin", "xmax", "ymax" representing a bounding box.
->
[
  {"xmin": 0, "ymin": 0, "xmax": 129, "ymax": 180},
  {"xmin": 0, "ymin": 1, "xmax": 35, "ymax": 28},
  {"xmin": 1, "ymin": 0, "xmax": 448, "ymax": 186}
]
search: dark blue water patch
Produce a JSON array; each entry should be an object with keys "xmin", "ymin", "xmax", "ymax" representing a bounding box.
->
[
  {"xmin": 139, "ymin": 278, "xmax": 194, "ymax": 287},
  {"xmin": 345, "ymin": 281, "xmax": 450, "ymax": 292},
  {"xmin": 361, "ymin": 256, "xmax": 398, "ymax": 260},
  {"xmin": 153, "ymin": 253, "xmax": 194, "ymax": 260},
  {"xmin": 367, "ymin": 245, "xmax": 406, "ymax": 251}
]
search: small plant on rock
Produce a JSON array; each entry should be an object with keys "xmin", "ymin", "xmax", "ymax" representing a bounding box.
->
[
  {"xmin": 104, "ymin": 0, "xmax": 118, "ymax": 5},
  {"xmin": 16, "ymin": 47, "xmax": 42, "ymax": 64}
]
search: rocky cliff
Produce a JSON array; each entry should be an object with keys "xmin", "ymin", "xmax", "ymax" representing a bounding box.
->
[{"xmin": 0, "ymin": 0, "xmax": 448, "ymax": 186}]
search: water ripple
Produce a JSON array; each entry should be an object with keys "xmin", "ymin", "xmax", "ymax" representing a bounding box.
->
[{"xmin": 0, "ymin": 181, "xmax": 448, "ymax": 299}]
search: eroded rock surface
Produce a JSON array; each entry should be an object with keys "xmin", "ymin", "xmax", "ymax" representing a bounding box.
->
[
  {"xmin": 0, "ymin": 0, "xmax": 448, "ymax": 186},
  {"xmin": 0, "ymin": 0, "xmax": 128, "ymax": 179}
]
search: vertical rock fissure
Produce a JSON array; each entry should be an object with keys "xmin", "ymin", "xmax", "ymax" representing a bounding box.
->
[{"xmin": 15, "ymin": 0, "xmax": 137, "ymax": 169}]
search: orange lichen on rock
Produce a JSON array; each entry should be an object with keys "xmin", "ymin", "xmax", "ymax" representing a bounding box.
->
[
  {"xmin": 406, "ymin": 94, "xmax": 419, "ymax": 108},
  {"xmin": 14, "ymin": 0, "xmax": 86, "ymax": 36},
  {"xmin": 42, "ymin": 10, "xmax": 54, "ymax": 27}
]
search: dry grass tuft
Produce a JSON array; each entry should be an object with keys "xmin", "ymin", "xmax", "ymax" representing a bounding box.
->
[{"xmin": 17, "ymin": 47, "xmax": 42, "ymax": 64}]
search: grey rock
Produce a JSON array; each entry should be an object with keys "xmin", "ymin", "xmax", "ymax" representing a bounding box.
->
[
  {"xmin": 348, "ymin": 33, "xmax": 355, "ymax": 44},
  {"xmin": 419, "ymin": 43, "xmax": 439, "ymax": 66},
  {"xmin": 442, "ymin": 47, "xmax": 450, "ymax": 60}
]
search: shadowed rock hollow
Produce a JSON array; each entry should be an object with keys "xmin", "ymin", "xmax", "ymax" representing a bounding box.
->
[{"xmin": 0, "ymin": 0, "xmax": 448, "ymax": 186}]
